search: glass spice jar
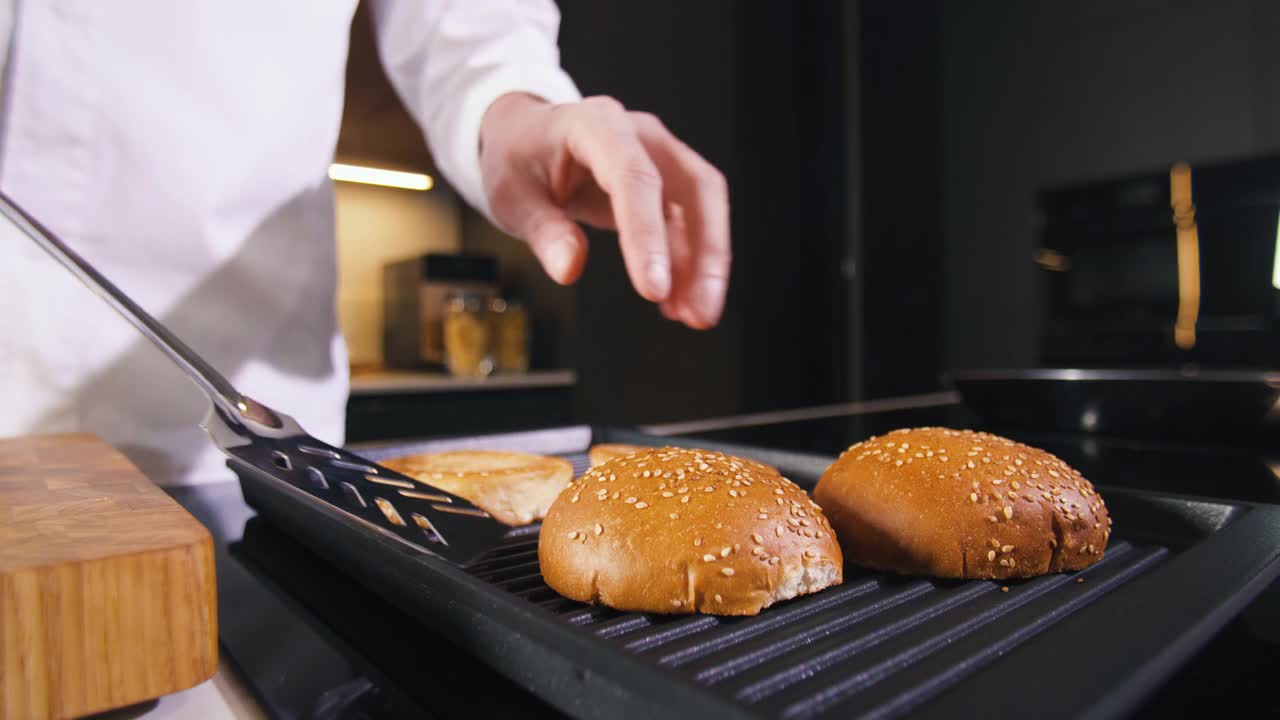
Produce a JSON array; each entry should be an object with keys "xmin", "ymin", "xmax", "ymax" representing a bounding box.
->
[
  {"xmin": 442, "ymin": 292, "xmax": 493, "ymax": 378},
  {"xmin": 489, "ymin": 297, "xmax": 530, "ymax": 373}
]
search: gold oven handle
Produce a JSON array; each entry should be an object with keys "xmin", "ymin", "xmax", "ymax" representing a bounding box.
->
[{"xmin": 1169, "ymin": 162, "xmax": 1200, "ymax": 351}]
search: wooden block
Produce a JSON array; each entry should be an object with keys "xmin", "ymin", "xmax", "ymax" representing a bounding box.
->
[{"xmin": 0, "ymin": 433, "xmax": 217, "ymax": 720}]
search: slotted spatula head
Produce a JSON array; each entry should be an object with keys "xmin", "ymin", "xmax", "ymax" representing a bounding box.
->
[{"xmin": 204, "ymin": 406, "xmax": 510, "ymax": 564}]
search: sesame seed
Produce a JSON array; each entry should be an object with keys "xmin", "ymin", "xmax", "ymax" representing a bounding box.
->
[
  {"xmin": 999, "ymin": 558, "xmax": 1010, "ymax": 567},
  {"xmin": 992, "ymin": 478, "xmax": 1004, "ymax": 485},
  {"xmin": 989, "ymin": 538, "xmax": 1000, "ymax": 548},
  {"xmin": 752, "ymin": 533, "xmax": 763, "ymax": 544},
  {"xmin": 769, "ymin": 556, "xmax": 780, "ymax": 565},
  {"xmin": 1076, "ymin": 578, "xmax": 1085, "ymax": 584},
  {"xmin": 669, "ymin": 512, "xmax": 679, "ymax": 519},
  {"xmin": 721, "ymin": 567, "xmax": 735, "ymax": 577},
  {"xmin": 662, "ymin": 491, "xmax": 674, "ymax": 498},
  {"xmin": 988, "ymin": 550, "xmax": 997, "ymax": 561},
  {"xmin": 1001, "ymin": 544, "xmax": 1014, "ymax": 553},
  {"xmin": 670, "ymin": 599, "xmax": 682, "ymax": 607},
  {"xmin": 594, "ymin": 523, "xmax": 604, "ymax": 535},
  {"xmin": 681, "ymin": 496, "xmax": 690, "ymax": 504},
  {"xmin": 721, "ymin": 547, "xmax": 731, "ymax": 557},
  {"xmin": 788, "ymin": 518, "xmax": 801, "ymax": 527},
  {"xmin": 677, "ymin": 487, "xmax": 689, "ymax": 494},
  {"xmin": 967, "ymin": 461, "xmax": 976, "ymax": 469},
  {"xmin": 703, "ymin": 553, "xmax": 716, "ymax": 562},
  {"xmin": 1011, "ymin": 481, "xmax": 1020, "ymax": 490},
  {"xmin": 715, "ymin": 593, "xmax": 724, "ymax": 603},
  {"xmin": 804, "ymin": 550, "xmax": 817, "ymax": 558},
  {"xmin": 1003, "ymin": 506, "xmax": 1014, "ymax": 520},
  {"xmin": 989, "ymin": 515, "xmax": 999, "ymax": 523},
  {"xmin": 704, "ymin": 487, "xmax": 714, "ymax": 493},
  {"xmin": 970, "ymin": 493, "xmax": 979, "ymax": 502},
  {"xmin": 775, "ymin": 488, "xmax": 784, "ymax": 495},
  {"xmin": 1001, "ymin": 586, "xmax": 1009, "ymax": 593},
  {"xmin": 729, "ymin": 489, "xmax": 739, "ymax": 497},
  {"xmin": 568, "ymin": 531, "xmax": 578, "ymax": 540},
  {"xmin": 776, "ymin": 526, "xmax": 784, "ymax": 537},
  {"xmin": 571, "ymin": 495, "xmax": 580, "ymax": 503}
]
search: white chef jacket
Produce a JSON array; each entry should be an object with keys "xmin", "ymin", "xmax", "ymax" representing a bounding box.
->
[{"xmin": 0, "ymin": 1, "xmax": 580, "ymax": 485}]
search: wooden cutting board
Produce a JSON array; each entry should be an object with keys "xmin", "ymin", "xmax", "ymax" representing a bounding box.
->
[{"xmin": 0, "ymin": 433, "xmax": 217, "ymax": 720}]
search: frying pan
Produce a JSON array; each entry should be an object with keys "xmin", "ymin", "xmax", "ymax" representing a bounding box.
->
[{"xmin": 947, "ymin": 368, "xmax": 1280, "ymax": 451}]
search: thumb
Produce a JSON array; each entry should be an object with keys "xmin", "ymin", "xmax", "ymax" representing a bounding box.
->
[{"xmin": 497, "ymin": 186, "xmax": 589, "ymax": 286}]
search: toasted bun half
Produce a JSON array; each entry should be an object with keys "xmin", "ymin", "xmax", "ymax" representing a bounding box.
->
[
  {"xmin": 539, "ymin": 447, "xmax": 843, "ymax": 615},
  {"xmin": 381, "ymin": 450, "xmax": 572, "ymax": 526},
  {"xmin": 587, "ymin": 443, "xmax": 651, "ymax": 468},
  {"xmin": 813, "ymin": 427, "xmax": 1111, "ymax": 580}
]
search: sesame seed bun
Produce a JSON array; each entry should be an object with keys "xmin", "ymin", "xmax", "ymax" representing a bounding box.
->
[
  {"xmin": 813, "ymin": 427, "xmax": 1111, "ymax": 580},
  {"xmin": 587, "ymin": 443, "xmax": 651, "ymax": 468},
  {"xmin": 539, "ymin": 447, "xmax": 843, "ymax": 616},
  {"xmin": 381, "ymin": 450, "xmax": 572, "ymax": 526}
]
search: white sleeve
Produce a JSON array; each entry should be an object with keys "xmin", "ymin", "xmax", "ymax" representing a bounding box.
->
[{"xmin": 368, "ymin": 0, "xmax": 581, "ymax": 219}]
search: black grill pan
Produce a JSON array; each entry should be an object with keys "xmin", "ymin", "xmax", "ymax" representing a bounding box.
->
[{"xmin": 231, "ymin": 426, "xmax": 1280, "ymax": 719}]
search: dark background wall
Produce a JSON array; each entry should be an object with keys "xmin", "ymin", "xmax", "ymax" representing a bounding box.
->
[
  {"xmin": 857, "ymin": 1, "xmax": 945, "ymax": 398},
  {"xmin": 538, "ymin": 1, "xmax": 857, "ymax": 424},
  {"xmin": 453, "ymin": 0, "xmax": 1280, "ymax": 424},
  {"xmin": 939, "ymin": 0, "xmax": 1280, "ymax": 371}
]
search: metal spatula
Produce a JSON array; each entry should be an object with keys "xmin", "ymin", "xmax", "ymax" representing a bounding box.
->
[{"xmin": 0, "ymin": 192, "xmax": 509, "ymax": 565}]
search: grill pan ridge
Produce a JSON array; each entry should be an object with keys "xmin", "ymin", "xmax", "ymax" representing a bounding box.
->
[{"xmin": 233, "ymin": 426, "xmax": 1280, "ymax": 720}]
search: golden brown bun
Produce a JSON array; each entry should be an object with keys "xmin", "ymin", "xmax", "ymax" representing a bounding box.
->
[
  {"xmin": 381, "ymin": 450, "xmax": 572, "ymax": 526},
  {"xmin": 539, "ymin": 447, "xmax": 843, "ymax": 616},
  {"xmin": 813, "ymin": 427, "xmax": 1111, "ymax": 580},
  {"xmin": 587, "ymin": 443, "xmax": 651, "ymax": 468}
]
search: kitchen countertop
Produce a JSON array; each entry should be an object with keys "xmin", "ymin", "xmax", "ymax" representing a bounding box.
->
[
  {"xmin": 164, "ymin": 393, "xmax": 1280, "ymax": 719},
  {"xmin": 348, "ymin": 369, "xmax": 576, "ymax": 396}
]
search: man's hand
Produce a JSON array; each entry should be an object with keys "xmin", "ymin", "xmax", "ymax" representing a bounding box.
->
[{"xmin": 479, "ymin": 93, "xmax": 730, "ymax": 329}]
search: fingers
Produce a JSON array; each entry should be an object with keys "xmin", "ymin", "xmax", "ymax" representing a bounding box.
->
[
  {"xmin": 630, "ymin": 111, "xmax": 731, "ymax": 328},
  {"xmin": 658, "ymin": 202, "xmax": 702, "ymax": 327},
  {"xmin": 500, "ymin": 180, "xmax": 589, "ymax": 285},
  {"xmin": 561, "ymin": 96, "xmax": 671, "ymax": 302}
]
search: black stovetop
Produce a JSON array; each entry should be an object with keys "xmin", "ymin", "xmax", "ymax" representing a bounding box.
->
[{"xmin": 170, "ymin": 401, "xmax": 1280, "ymax": 720}]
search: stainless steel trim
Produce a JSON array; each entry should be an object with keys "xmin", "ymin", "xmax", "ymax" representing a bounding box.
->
[
  {"xmin": 948, "ymin": 368, "xmax": 1280, "ymax": 384},
  {"xmin": 639, "ymin": 391, "xmax": 961, "ymax": 436}
]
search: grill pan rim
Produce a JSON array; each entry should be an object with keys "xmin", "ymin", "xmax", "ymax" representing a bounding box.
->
[{"xmin": 233, "ymin": 424, "xmax": 1280, "ymax": 719}]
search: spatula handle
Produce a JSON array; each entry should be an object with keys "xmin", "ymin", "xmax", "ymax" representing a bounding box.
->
[{"xmin": 0, "ymin": 191, "xmax": 281, "ymax": 429}]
